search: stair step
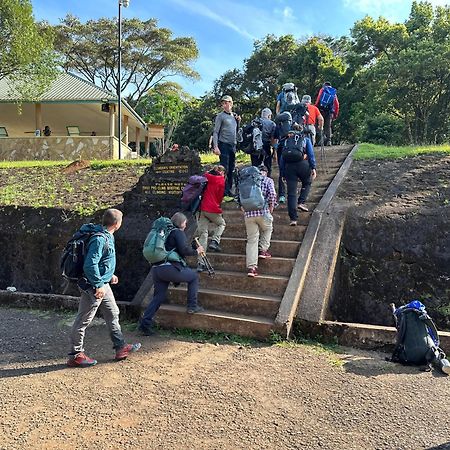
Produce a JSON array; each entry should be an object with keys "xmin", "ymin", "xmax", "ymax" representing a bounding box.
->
[
  {"xmin": 189, "ymin": 253, "xmax": 295, "ymax": 276},
  {"xmin": 197, "ymin": 270, "xmax": 289, "ymax": 297},
  {"xmin": 154, "ymin": 304, "xmax": 275, "ymax": 339},
  {"xmin": 222, "ymin": 222, "xmax": 307, "ymax": 240},
  {"xmin": 214, "ymin": 237, "xmax": 300, "ymax": 258},
  {"xmin": 166, "ymin": 287, "xmax": 281, "ymax": 317}
]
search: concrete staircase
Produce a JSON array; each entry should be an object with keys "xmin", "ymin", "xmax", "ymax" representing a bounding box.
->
[{"xmin": 152, "ymin": 146, "xmax": 353, "ymax": 339}]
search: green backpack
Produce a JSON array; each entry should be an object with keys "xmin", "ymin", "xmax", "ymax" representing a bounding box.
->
[{"xmin": 143, "ymin": 217, "xmax": 185, "ymax": 266}]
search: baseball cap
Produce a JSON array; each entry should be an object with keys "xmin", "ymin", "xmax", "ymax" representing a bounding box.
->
[{"xmin": 221, "ymin": 95, "xmax": 233, "ymax": 102}]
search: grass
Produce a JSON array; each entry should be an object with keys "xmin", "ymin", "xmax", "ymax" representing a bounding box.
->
[{"xmin": 355, "ymin": 143, "xmax": 450, "ymax": 160}]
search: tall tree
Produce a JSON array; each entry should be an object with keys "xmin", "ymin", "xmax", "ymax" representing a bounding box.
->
[
  {"xmin": 135, "ymin": 82, "xmax": 191, "ymax": 151},
  {"xmin": 0, "ymin": 0, "xmax": 57, "ymax": 99},
  {"xmin": 50, "ymin": 15, "xmax": 199, "ymax": 105}
]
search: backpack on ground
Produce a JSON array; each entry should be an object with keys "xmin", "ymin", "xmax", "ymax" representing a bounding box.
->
[
  {"xmin": 239, "ymin": 119, "xmax": 264, "ymax": 156},
  {"xmin": 60, "ymin": 227, "xmax": 108, "ymax": 281},
  {"xmin": 237, "ymin": 166, "xmax": 265, "ymax": 212},
  {"xmin": 280, "ymin": 83, "xmax": 300, "ymax": 112},
  {"xmin": 275, "ymin": 111, "xmax": 293, "ymax": 140},
  {"xmin": 181, "ymin": 175, "xmax": 208, "ymax": 214},
  {"xmin": 390, "ymin": 300, "xmax": 450, "ymax": 374},
  {"xmin": 142, "ymin": 217, "xmax": 185, "ymax": 266},
  {"xmin": 318, "ymin": 85, "xmax": 337, "ymax": 111},
  {"xmin": 281, "ymin": 131, "xmax": 306, "ymax": 163}
]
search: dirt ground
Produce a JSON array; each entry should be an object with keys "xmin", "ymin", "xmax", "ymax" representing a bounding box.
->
[{"xmin": 1, "ymin": 307, "xmax": 449, "ymax": 450}]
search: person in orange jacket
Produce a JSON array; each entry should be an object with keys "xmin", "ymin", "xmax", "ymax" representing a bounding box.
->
[{"xmin": 315, "ymin": 82, "xmax": 339, "ymax": 146}]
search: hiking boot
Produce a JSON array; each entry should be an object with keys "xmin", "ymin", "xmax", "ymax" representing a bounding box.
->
[
  {"xmin": 197, "ymin": 262, "xmax": 207, "ymax": 272},
  {"xmin": 258, "ymin": 250, "xmax": 272, "ymax": 259},
  {"xmin": 289, "ymin": 220, "xmax": 297, "ymax": 226},
  {"xmin": 187, "ymin": 305, "xmax": 205, "ymax": 314},
  {"xmin": 297, "ymin": 204, "xmax": 309, "ymax": 212},
  {"xmin": 247, "ymin": 267, "xmax": 258, "ymax": 277},
  {"xmin": 223, "ymin": 196, "xmax": 234, "ymax": 202},
  {"xmin": 67, "ymin": 352, "xmax": 97, "ymax": 368},
  {"xmin": 115, "ymin": 343, "xmax": 141, "ymax": 361},
  {"xmin": 208, "ymin": 240, "xmax": 222, "ymax": 252},
  {"xmin": 278, "ymin": 195, "xmax": 286, "ymax": 204},
  {"xmin": 138, "ymin": 325, "xmax": 156, "ymax": 336}
]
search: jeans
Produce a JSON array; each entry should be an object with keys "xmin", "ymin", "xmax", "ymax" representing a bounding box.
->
[
  {"xmin": 196, "ymin": 211, "xmax": 226, "ymax": 262},
  {"xmin": 219, "ymin": 141, "xmax": 236, "ymax": 196},
  {"xmin": 140, "ymin": 264, "xmax": 199, "ymax": 329},
  {"xmin": 69, "ymin": 283, "xmax": 125, "ymax": 354},
  {"xmin": 285, "ymin": 160, "xmax": 312, "ymax": 221},
  {"xmin": 245, "ymin": 213, "xmax": 273, "ymax": 268}
]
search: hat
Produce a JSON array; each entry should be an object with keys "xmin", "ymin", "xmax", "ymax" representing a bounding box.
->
[
  {"xmin": 221, "ymin": 95, "xmax": 233, "ymax": 102},
  {"xmin": 258, "ymin": 164, "xmax": 269, "ymax": 173},
  {"xmin": 323, "ymin": 81, "xmax": 331, "ymax": 87},
  {"xmin": 282, "ymin": 82, "xmax": 295, "ymax": 91},
  {"xmin": 261, "ymin": 107, "xmax": 272, "ymax": 119},
  {"xmin": 301, "ymin": 95, "xmax": 311, "ymax": 103}
]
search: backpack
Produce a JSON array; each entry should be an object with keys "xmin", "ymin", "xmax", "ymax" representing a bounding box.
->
[
  {"xmin": 239, "ymin": 119, "xmax": 264, "ymax": 156},
  {"xmin": 390, "ymin": 300, "xmax": 444, "ymax": 367},
  {"xmin": 290, "ymin": 103, "xmax": 309, "ymax": 128},
  {"xmin": 60, "ymin": 227, "xmax": 108, "ymax": 281},
  {"xmin": 280, "ymin": 84, "xmax": 300, "ymax": 112},
  {"xmin": 181, "ymin": 175, "xmax": 208, "ymax": 214},
  {"xmin": 275, "ymin": 111, "xmax": 293, "ymax": 140},
  {"xmin": 237, "ymin": 166, "xmax": 265, "ymax": 212},
  {"xmin": 318, "ymin": 85, "xmax": 337, "ymax": 111},
  {"xmin": 142, "ymin": 217, "xmax": 185, "ymax": 266},
  {"xmin": 281, "ymin": 132, "xmax": 306, "ymax": 163}
]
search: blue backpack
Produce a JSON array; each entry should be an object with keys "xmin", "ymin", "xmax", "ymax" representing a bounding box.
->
[
  {"xmin": 389, "ymin": 300, "xmax": 448, "ymax": 371},
  {"xmin": 318, "ymin": 85, "xmax": 337, "ymax": 111}
]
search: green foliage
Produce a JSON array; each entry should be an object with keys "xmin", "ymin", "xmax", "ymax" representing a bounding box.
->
[
  {"xmin": 354, "ymin": 143, "xmax": 450, "ymax": 159},
  {"xmin": 361, "ymin": 113, "xmax": 405, "ymax": 145},
  {"xmin": 51, "ymin": 15, "xmax": 199, "ymax": 104},
  {"xmin": 0, "ymin": 0, "xmax": 58, "ymax": 99}
]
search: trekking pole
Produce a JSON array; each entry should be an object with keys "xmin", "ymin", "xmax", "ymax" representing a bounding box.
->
[
  {"xmin": 194, "ymin": 238, "xmax": 215, "ymax": 277},
  {"xmin": 320, "ymin": 132, "xmax": 328, "ymax": 173}
]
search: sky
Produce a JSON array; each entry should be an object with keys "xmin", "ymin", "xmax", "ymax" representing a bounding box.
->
[{"xmin": 30, "ymin": 0, "xmax": 449, "ymax": 97}]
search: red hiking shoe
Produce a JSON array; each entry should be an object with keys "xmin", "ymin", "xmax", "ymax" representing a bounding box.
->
[
  {"xmin": 115, "ymin": 343, "xmax": 141, "ymax": 361},
  {"xmin": 67, "ymin": 352, "xmax": 97, "ymax": 368},
  {"xmin": 258, "ymin": 250, "xmax": 272, "ymax": 259}
]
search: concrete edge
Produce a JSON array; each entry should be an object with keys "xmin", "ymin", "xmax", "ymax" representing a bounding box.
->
[
  {"xmin": 297, "ymin": 319, "xmax": 450, "ymax": 353},
  {"xmin": 274, "ymin": 145, "xmax": 358, "ymax": 337}
]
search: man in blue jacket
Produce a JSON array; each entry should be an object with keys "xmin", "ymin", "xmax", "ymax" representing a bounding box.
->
[{"xmin": 67, "ymin": 208, "xmax": 141, "ymax": 367}]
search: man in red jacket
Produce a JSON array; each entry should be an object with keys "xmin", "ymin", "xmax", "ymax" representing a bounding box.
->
[
  {"xmin": 196, "ymin": 165, "xmax": 226, "ymax": 271},
  {"xmin": 315, "ymin": 82, "xmax": 339, "ymax": 146}
]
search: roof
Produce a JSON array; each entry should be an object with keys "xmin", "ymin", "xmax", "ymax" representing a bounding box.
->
[
  {"xmin": 0, "ymin": 72, "xmax": 148, "ymax": 129},
  {"xmin": 0, "ymin": 72, "xmax": 117, "ymax": 104}
]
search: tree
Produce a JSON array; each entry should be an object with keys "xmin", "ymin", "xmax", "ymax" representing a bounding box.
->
[
  {"xmin": 50, "ymin": 15, "xmax": 199, "ymax": 105},
  {"xmin": 0, "ymin": 0, "xmax": 57, "ymax": 99},
  {"xmin": 135, "ymin": 82, "xmax": 191, "ymax": 152}
]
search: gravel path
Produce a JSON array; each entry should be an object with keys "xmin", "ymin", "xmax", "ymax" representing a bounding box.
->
[{"xmin": 1, "ymin": 307, "xmax": 449, "ymax": 450}]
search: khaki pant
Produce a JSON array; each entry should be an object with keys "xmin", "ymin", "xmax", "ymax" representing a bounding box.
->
[
  {"xmin": 245, "ymin": 213, "xmax": 273, "ymax": 269},
  {"xmin": 196, "ymin": 211, "xmax": 226, "ymax": 261}
]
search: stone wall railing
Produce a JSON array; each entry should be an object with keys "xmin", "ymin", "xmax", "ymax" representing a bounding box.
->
[{"xmin": 0, "ymin": 136, "xmax": 132, "ymax": 161}]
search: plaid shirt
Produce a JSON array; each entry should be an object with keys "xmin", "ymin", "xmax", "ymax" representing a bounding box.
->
[{"xmin": 244, "ymin": 175, "xmax": 277, "ymax": 218}]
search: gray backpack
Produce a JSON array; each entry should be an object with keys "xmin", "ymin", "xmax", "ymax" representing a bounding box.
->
[{"xmin": 237, "ymin": 166, "xmax": 265, "ymax": 212}]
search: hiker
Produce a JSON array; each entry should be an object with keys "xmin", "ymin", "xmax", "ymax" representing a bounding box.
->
[
  {"xmin": 280, "ymin": 133, "xmax": 317, "ymax": 226},
  {"xmin": 276, "ymin": 82, "xmax": 300, "ymax": 115},
  {"xmin": 67, "ymin": 209, "xmax": 141, "ymax": 367},
  {"xmin": 196, "ymin": 165, "xmax": 226, "ymax": 268},
  {"xmin": 301, "ymin": 95, "xmax": 323, "ymax": 145},
  {"xmin": 258, "ymin": 108, "xmax": 277, "ymax": 177},
  {"xmin": 242, "ymin": 165, "xmax": 277, "ymax": 278},
  {"xmin": 139, "ymin": 212, "xmax": 205, "ymax": 335},
  {"xmin": 315, "ymin": 82, "xmax": 339, "ymax": 146},
  {"xmin": 213, "ymin": 95, "xmax": 241, "ymax": 200}
]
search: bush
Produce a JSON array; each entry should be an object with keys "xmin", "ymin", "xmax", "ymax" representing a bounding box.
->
[{"xmin": 362, "ymin": 114, "xmax": 405, "ymax": 145}]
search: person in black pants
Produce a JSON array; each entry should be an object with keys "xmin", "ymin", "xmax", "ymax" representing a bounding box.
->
[
  {"xmin": 139, "ymin": 212, "xmax": 205, "ymax": 335},
  {"xmin": 281, "ymin": 136, "xmax": 317, "ymax": 226}
]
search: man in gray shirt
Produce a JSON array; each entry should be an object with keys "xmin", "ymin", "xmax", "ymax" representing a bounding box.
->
[{"xmin": 213, "ymin": 95, "xmax": 240, "ymax": 198}]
